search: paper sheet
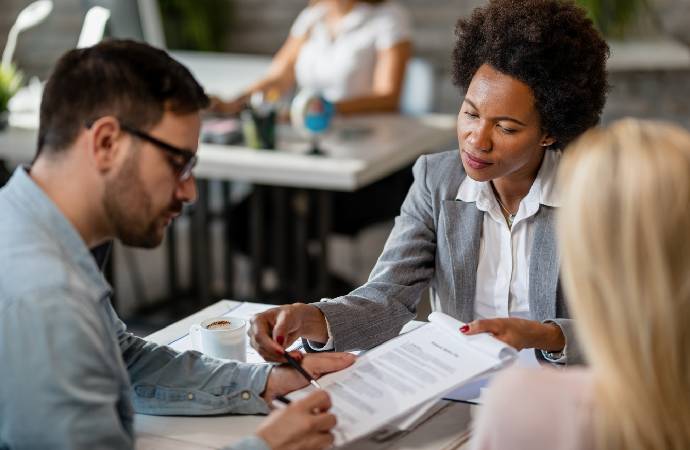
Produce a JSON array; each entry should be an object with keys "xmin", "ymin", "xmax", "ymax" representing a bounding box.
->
[
  {"xmin": 286, "ymin": 314, "xmax": 515, "ymax": 446},
  {"xmin": 442, "ymin": 348, "xmax": 541, "ymax": 404}
]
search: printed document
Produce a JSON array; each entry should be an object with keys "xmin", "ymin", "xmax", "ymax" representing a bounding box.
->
[{"xmin": 286, "ymin": 312, "xmax": 517, "ymax": 446}]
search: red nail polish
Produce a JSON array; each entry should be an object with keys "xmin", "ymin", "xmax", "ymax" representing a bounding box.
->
[
  {"xmin": 460, "ymin": 325, "xmax": 469, "ymax": 333},
  {"xmin": 276, "ymin": 336, "xmax": 284, "ymax": 345}
]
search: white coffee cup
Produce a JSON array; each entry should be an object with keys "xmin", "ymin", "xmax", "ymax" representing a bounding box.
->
[{"xmin": 189, "ymin": 316, "xmax": 247, "ymax": 361}]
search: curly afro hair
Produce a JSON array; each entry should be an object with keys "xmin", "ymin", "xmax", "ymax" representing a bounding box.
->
[{"xmin": 452, "ymin": 0, "xmax": 609, "ymax": 150}]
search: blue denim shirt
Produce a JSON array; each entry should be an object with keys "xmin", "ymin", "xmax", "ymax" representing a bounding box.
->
[{"xmin": 0, "ymin": 168, "xmax": 271, "ymax": 450}]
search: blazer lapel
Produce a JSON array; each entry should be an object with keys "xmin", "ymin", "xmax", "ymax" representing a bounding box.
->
[
  {"xmin": 440, "ymin": 200, "xmax": 483, "ymax": 322},
  {"xmin": 529, "ymin": 206, "xmax": 559, "ymax": 321}
]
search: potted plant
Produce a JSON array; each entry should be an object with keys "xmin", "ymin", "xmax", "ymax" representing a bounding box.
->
[
  {"xmin": 0, "ymin": 64, "xmax": 23, "ymax": 131},
  {"xmin": 158, "ymin": 0, "xmax": 232, "ymax": 51},
  {"xmin": 576, "ymin": 0, "xmax": 648, "ymax": 37}
]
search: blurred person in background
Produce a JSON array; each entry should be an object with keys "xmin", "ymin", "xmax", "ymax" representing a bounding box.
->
[
  {"xmin": 217, "ymin": 0, "xmax": 415, "ymax": 282},
  {"xmin": 212, "ymin": 0, "xmax": 411, "ymax": 115}
]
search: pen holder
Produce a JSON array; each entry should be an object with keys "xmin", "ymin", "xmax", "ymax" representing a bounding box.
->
[{"xmin": 241, "ymin": 109, "xmax": 276, "ymax": 150}]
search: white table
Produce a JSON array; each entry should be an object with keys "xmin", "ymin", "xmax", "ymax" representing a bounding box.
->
[
  {"xmin": 0, "ymin": 114, "xmax": 456, "ymax": 191},
  {"xmin": 137, "ymin": 300, "xmax": 474, "ymax": 450},
  {"xmin": 0, "ymin": 49, "xmax": 457, "ymax": 304},
  {"xmin": 0, "ymin": 113, "xmax": 456, "ymax": 304}
]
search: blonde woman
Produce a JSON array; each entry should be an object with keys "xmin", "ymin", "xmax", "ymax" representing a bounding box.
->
[{"xmin": 469, "ymin": 118, "xmax": 690, "ymax": 450}]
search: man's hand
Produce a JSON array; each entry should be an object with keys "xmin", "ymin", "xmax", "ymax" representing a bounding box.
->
[
  {"xmin": 460, "ymin": 318, "xmax": 565, "ymax": 352},
  {"xmin": 256, "ymin": 390, "xmax": 336, "ymax": 450},
  {"xmin": 262, "ymin": 353, "xmax": 355, "ymax": 402},
  {"xmin": 250, "ymin": 303, "xmax": 329, "ymax": 362}
]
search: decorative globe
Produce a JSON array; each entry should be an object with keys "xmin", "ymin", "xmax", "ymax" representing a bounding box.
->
[{"xmin": 290, "ymin": 89, "xmax": 334, "ymax": 137}]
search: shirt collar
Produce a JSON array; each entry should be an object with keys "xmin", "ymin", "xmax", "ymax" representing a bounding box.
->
[
  {"xmin": 456, "ymin": 149, "xmax": 562, "ymax": 209},
  {"xmin": 6, "ymin": 167, "xmax": 112, "ymax": 299},
  {"xmin": 337, "ymin": 3, "xmax": 373, "ymax": 34}
]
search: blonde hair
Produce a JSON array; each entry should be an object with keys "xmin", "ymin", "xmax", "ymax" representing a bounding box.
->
[{"xmin": 558, "ymin": 118, "xmax": 690, "ymax": 450}]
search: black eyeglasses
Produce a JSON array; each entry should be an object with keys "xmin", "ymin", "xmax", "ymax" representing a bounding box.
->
[{"xmin": 85, "ymin": 119, "xmax": 197, "ymax": 182}]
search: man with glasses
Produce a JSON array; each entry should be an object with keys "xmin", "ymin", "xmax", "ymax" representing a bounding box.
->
[{"xmin": 0, "ymin": 40, "xmax": 352, "ymax": 450}]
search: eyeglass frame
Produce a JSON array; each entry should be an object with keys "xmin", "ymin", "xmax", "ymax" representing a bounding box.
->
[{"xmin": 85, "ymin": 118, "xmax": 198, "ymax": 182}]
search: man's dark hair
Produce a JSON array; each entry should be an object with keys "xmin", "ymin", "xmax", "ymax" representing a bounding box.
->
[
  {"xmin": 37, "ymin": 39, "xmax": 209, "ymax": 155},
  {"xmin": 452, "ymin": 0, "xmax": 609, "ymax": 150}
]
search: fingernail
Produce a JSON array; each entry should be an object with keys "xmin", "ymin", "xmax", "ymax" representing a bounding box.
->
[
  {"xmin": 276, "ymin": 336, "xmax": 284, "ymax": 345},
  {"xmin": 460, "ymin": 325, "xmax": 469, "ymax": 333}
]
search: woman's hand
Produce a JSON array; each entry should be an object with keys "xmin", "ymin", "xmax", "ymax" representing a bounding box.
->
[
  {"xmin": 256, "ymin": 390, "xmax": 336, "ymax": 450},
  {"xmin": 461, "ymin": 318, "xmax": 565, "ymax": 352},
  {"xmin": 207, "ymin": 94, "xmax": 247, "ymax": 115},
  {"xmin": 249, "ymin": 303, "xmax": 330, "ymax": 362}
]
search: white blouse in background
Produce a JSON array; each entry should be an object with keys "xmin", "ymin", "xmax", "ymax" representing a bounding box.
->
[
  {"xmin": 290, "ymin": 1, "xmax": 411, "ymax": 102},
  {"xmin": 456, "ymin": 149, "xmax": 562, "ymax": 321}
]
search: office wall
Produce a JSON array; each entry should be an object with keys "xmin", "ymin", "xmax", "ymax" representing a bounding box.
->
[
  {"xmin": 2, "ymin": 0, "xmax": 688, "ymax": 316},
  {"xmin": 0, "ymin": 0, "xmax": 82, "ymax": 78},
  {"xmin": 2, "ymin": 0, "xmax": 689, "ymax": 128}
]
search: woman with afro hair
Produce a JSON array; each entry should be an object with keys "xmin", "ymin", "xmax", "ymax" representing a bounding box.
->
[{"xmin": 248, "ymin": 0, "xmax": 609, "ymax": 367}]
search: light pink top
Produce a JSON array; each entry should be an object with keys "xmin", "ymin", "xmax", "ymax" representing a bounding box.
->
[{"xmin": 469, "ymin": 367, "xmax": 595, "ymax": 450}]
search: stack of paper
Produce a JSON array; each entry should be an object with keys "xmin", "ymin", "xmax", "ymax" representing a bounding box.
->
[{"xmin": 285, "ymin": 312, "xmax": 517, "ymax": 446}]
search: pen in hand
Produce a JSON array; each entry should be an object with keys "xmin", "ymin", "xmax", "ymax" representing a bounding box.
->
[
  {"xmin": 275, "ymin": 395, "xmax": 291, "ymax": 405},
  {"xmin": 283, "ymin": 351, "xmax": 322, "ymax": 390}
]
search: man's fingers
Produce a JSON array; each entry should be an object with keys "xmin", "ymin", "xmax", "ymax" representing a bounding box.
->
[
  {"xmin": 293, "ymin": 389, "xmax": 332, "ymax": 413},
  {"xmin": 310, "ymin": 412, "xmax": 337, "ymax": 432},
  {"xmin": 286, "ymin": 349, "xmax": 303, "ymax": 362},
  {"xmin": 301, "ymin": 352, "xmax": 356, "ymax": 378},
  {"xmin": 299, "ymin": 432, "xmax": 335, "ymax": 450}
]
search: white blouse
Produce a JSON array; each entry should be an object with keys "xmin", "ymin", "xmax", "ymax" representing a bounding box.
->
[
  {"xmin": 290, "ymin": 1, "xmax": 411, "ymax": 102},
  {"xmin": 315, "ymin": 151, "xmax": 563, "ymax": 354},
  {"xmin": 456, "ymin": 149, "xmax": 562, "ymax": 321}
]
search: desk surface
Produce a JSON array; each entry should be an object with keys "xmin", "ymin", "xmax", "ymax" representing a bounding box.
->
[
  {"xmin": 138, "ymin": 300, "xmax": 473, "ymax": 450},
  {"xmin": 0, "ymin": 49, "xmax": 455, "ymax": 191},
  {"xmin": 196, "ymin": 113, "xmax": 456, "ymax": 191}
]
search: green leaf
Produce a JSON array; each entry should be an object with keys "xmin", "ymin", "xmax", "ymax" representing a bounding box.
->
[
  {"xmin": 0, "ymin": 64, "xmax": 24, "ymax": 112},
  {"xmin": 158, "ymin": 0, "xmax": 233, "ymax": 51},
  {"xmin": 576, "ymin": 0, "xmax": 648, "ymax": 37}
]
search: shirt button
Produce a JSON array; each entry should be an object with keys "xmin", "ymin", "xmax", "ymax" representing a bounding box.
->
[
  {"xmin": 187, "ymin": 393, "xmax": 194, "ymax": 400},
  {"xmin": 241, "ymin": 391, "xmax": 251, "ymax": 401}
]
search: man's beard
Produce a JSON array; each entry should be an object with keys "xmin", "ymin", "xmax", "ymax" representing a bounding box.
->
[{"xmin": 103, "ymin": 149, "xmax": 177, "ymax": 248}]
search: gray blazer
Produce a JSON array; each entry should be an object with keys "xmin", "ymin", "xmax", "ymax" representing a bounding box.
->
[{"xmin": 311, "ymin": 150, "xmax": 584, "ymax": 365}]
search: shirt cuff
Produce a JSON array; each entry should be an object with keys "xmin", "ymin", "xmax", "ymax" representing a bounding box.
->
[
  {"xmin": 540, "ymin": 320, "xmax": 567, "ymax": 363},
  {"xmin": 305, "ymin": 298, "xmax": 335, "ymax": 352},
  {"xmin": 215, "ymin": 361, "xmax": 273, "ymax": 415},
  {"xmin": 305, "ymin": 304, "xmax": 335, "ymax": 351}
]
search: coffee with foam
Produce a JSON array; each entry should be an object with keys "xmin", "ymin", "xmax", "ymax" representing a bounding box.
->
[{"xmin": 205, "ymin": 319, "xmax": 232, "ymax": 330}]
